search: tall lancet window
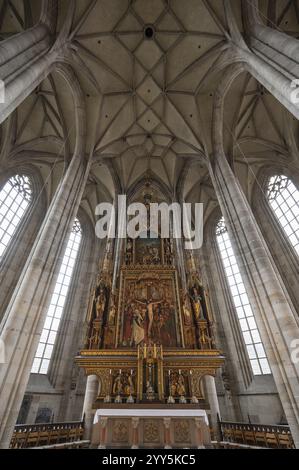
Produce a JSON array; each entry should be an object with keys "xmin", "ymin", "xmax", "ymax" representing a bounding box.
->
[
  {"xmin": 0, "ymin": 175, "xmax": 32, "ymax": 259},
  {"xmin": 32, "ymin": 219, "xmax": 82, "ymax": 375},
  {"xmin": 267, "ymin": 175, "xmax": 299, "ymax": 256},
  {"xmin": 216, "ymin": 218, "xmax": 271, "ymax": 376}
]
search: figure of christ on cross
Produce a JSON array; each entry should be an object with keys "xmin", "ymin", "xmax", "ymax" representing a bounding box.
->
[{"xmin": 135, "ymin": 297, "xmax": 163, "ymax": 340}]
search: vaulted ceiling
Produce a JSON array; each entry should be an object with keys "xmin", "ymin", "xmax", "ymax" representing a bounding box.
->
[{"xmin": 0, "ymin": 0, "xmax": 298, "ymax": 225}]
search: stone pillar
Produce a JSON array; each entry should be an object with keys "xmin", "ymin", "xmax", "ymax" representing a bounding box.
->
[
  {"xmin": 208, "ymin": 64, "xmax": 299, "ymax": 447},
  {"xmin": 203, "ymin": 375, "xmax": 221, "ymax": 441},
  {"xmin": 238, "ymin": 0, "xmax": 299, "ymax": 119},
  {"xmin": 131, "ymin": 417, "xmax": 139, "ymax": 449},
  {"xmin": 0, "ymin": 0, "xmax": 59, "ymax": 124},
  {"xmin": 82, "ymin": 375, "xmax": 99, "ymax": 441}
]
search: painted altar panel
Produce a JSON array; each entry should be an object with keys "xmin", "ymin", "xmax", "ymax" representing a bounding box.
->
[
  {"xmin": 116, "ymin": 268, "xmax": 183, "ymax": 348},
  {"xmin": 135, "ymin": 237, "xmax": 162, "ymax": 265}
]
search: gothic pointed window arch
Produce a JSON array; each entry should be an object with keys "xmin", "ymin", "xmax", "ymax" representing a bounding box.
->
[
  {"xmin": 216, "ymin": 217, "xmax": 271, "ymax": 376},
  {"xmin": 31, "ymin": 218, "xmax": 82, "ymax": 375},
  {"xmin": 267, "ymin": 175, "xmax": 299, "ymax": 256},
  {"xmin": 0, "ymin": 174, "xmax": 32, "ymax": 259}
]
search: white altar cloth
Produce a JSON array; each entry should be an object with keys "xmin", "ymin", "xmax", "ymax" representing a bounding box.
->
[{"xmin": 94, "ymin": 408, "xmax": 209, "ymax": 425}]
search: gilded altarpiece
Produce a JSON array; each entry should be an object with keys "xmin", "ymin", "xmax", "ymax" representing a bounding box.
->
[{"xmin": 76, "ymin": 188, "xmax": 224, "ymax": 448}]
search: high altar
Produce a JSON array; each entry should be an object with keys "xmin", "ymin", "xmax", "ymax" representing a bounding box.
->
[{"xmin": 76, "ymin": 185, "xmax": 224, "ymax": 449}]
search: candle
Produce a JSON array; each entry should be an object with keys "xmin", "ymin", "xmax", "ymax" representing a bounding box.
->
[
  {"xmin": 119, "ymin": 369, "xmax": 122, "ymax": 374},
  {"xmin": 168, "ymin": 370, "xmax": 171, "ymax": 376},
  {"xmin": 190, "ymin": 370, "xmax": 192, "ymax": 376},
  {"xmin": 109, "ymin": 369, "xmax": 112, "ymax": 375},
  {"xmin": 179, "ymin": 369, "xmax": 181, "ymax": 375},
  {"xmin": 131, "ymin": 369, "xmax": 133, "ymax": 375}
]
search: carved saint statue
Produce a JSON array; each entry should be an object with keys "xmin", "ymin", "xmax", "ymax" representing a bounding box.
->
[
  {"xmin": 124, "ymin": 374, "xmax": 135, "ymax": 396},
  {"xmin": 170, "ymin": 379, "xmax": 177, "ymax": 397},
  {"xmin": 112, "ymin": 373, "xmax": 123, "ymax": 395},
  {"xmin": 164, "ymin": 239, "xmax": 173, "ymax": 265},
  {"xmin": 95, "ymin": 289, "xmax": 106, "ymax": 321},
  {"xmin": 182, "ymin": 293, "xmax": 192, "ymax": 325},
  {"xmin": 177, "ymin": 374, "xmax": 186, "ymax": 396},
  {"xmin": 108, "ymin": 300, "xmax": 116, "ymax": 325},
  {"xmin": 190, "ymin": 286, "xmax": 204, "ymax": 321}
]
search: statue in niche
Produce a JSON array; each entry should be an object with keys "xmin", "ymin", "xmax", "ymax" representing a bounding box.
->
[
  {"xmin": 93, "ymin": 276, "xmax": 108, "ymax": 323},
  {"xmin": 190, "ymin": 286, "xmax": 205, "ymax": 322},
  {"xmin": 182, "ymin": 293, "xmax": 192, "ymax": 325},
  {"xmin": 124, "ymin": 373, "xmax": 135, "ymax": 396},
  {"xmin": 164, "ymin": 239, "xmax": 173, "ymax": 265},
  {"xmin": 95, "ymin": 289, "xmax": 106, "ymax": 321},
  {"xmin": 108, "ymin": 298, "xmax": 117, "ymax": 325},
  {"xmin": 112, "ymin": 373, "xmax": 123, "ymax": 395},
  {"xmin": 169, "ymin": 372, "xmax": 186, "ymax": 397},
  {"xmin": 177, "ymin": 374, "xmax": 186, "ymax": 396}
]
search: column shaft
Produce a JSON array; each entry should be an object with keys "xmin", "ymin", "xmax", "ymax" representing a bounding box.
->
[
  {"xmin": 82, "ymin": 375, "xmax": 99, "ymax": 441},
  {"xmin": 203, "ymin": 375, "xmax": 221, "ymax": 440}
]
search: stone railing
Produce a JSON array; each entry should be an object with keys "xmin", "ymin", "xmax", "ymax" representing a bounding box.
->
[
  {"xmin": 218, "ymin": 420, "xmax": 295, "ymax": 449},
  {"xmin": 10, "ymin": 421, "xmax": 85, "ymax": 449}
]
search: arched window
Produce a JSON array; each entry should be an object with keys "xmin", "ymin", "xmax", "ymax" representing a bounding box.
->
[
  {"xmin": 31, "ymin": 219, "xmax": 82, "ymax": 375},
  {"xmin": 267, "ymin": 175, "xmax": 299, "ymax": 256},
  {"xmin": 216, "ymin": 217, "xmax": 271, "ymax": 376},
  {"xmin": 0, "ymin": 175, "xmax": 32, "ymax": 258}
]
